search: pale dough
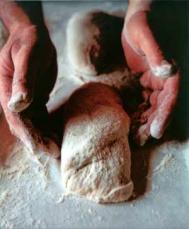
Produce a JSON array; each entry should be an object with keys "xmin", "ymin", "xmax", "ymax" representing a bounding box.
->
[
  {"xmin": 61, "ymin": 83, "xmax": 133, "ymax": 203},
  {"xmin": 66, "ymin": 11, "xmax": 132, "ymax": 89}
]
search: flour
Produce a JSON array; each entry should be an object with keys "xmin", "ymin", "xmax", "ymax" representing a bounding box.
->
[
  {"xmin": 0, "ymin": 125, "xmax": 62, "ymax": 229},
  {"xmin": 183, "ymin": 141, "xmax": 189, "ymax": 172},
  {"xmin": 153, "ymin": 153, "xmax": 175, "ymax": 174},
  {"xmin": 0, "ymin": 2, "xmax": 189, "ymax": 228},
  {"xmin": 8, "ymin": 91, "xmax": 32, "ymax": 113},
  {"xmin": 0, "ymin": 190, "xmax": 10, "ymax": 207},
  {"xmin": 151, "ymin": 61, "xmax": 172, "ymax": 78},
  {"xmin": 150, "ymin": 118, "xmax": 162, "ymax": 139}
]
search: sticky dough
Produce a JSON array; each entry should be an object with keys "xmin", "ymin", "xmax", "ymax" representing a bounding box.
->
[{"xmin": 61, "ymin": 83, "xmax": 133, "ymax": 203}]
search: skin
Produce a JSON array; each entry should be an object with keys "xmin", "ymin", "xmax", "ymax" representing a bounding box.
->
[
  {"xmin": 122, "ymin": 0, "xmax": 180, "ymax": 145},
  {"xmin": 0, "ymin": 0, "xmax": 180, "ymax": 150},
  {"xmin": 0, "ymin": 1, "xmax": 59, "ymax": 157}
]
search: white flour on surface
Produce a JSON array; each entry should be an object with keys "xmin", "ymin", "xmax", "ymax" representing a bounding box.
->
[
  {"xmin": 0, "ymin": 139, "xmax": 62, "ymax": 229},
  {"xmin": 0, "ymin": 2, "xmax": 189, "ymax": 229},
  {"xmin": 153, "ymin": 153, "xmax": 175, "ymax": 174}
]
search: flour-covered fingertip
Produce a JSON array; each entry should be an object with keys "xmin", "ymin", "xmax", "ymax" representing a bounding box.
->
[
  {"xmin": 151, "ymin": 61, "xmax": 173, "ymax": 78},
  {"xmin": 8, "ymin": 92, "xmax": 32, "ymax": 113},
  {"xmin": 150, "ymin": 119, "xmax": 163, "ymax": 139},
  {"xmin": 136, "ymin": 124, "xmax": 149, "ymax": 146}
]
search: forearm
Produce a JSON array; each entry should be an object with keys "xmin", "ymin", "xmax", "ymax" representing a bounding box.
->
[
  {"xmin": 0, "ymin": 0, "xmax": 31, "ymax": 31},
  {"xmin": 0, "ymin": 0, "xmax": 47, "ymax": 34},
  {"xmin": 126, "ymin": 0, "xmax": 152, "ymax": 22}
]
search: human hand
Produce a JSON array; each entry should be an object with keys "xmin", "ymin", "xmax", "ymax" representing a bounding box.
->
[
  {"xmin": 122, "ymin": 6, "xmax": 180, "ymax": 145},
  {"xmin": 0, "ymin": 21, "xmax": 60, "ymax": 157}
]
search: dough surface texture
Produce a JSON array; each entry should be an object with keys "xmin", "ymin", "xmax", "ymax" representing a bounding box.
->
[
  {"xmin": 61, "ymin": 83, "xmax": 133, "ymax": 203},
  {"xmin": 66, "ymin": 11, "xmax": 131, "ymax": 89}
]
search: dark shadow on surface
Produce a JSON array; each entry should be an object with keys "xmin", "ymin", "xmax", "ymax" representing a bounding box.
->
[
  {"xmin": 129, "ymin": 142, "xmax": 151, "ymax": 199},
  {"xmin": 128, "ymin": 138, "xmax": 159, "ymax": 200},
  {"xmin": 49, "ymin": 105, "xmax": 65, "ymax": 147}
]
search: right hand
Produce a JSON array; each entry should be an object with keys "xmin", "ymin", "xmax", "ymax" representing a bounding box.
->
[{"xmin": 121, "ymin": 7, "xmax": 180, "ymax": 145}]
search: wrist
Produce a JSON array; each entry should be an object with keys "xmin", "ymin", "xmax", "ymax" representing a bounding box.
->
[
  {"xmin": 126, "ymin": 0, "xmax": 151, "ymax": 23},
  {"xmin": 0, "ymin": 0, "xmax": 47, "ymax": 36},
  {"xmin": 0, "ymin": 0, "xmax": 32, "ymax": 32}
]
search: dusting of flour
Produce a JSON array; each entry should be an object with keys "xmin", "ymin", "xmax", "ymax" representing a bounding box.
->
[
  {"xmin": 0, "ymin": 137, "xmax": 63, "ymax": 229},
  {"xmin": 0, "ymin": 2, "xmax": 189, "ymax": 229}
]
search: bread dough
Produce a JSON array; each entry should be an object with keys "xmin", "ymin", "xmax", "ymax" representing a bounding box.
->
[
  {"xmin": 61, "ymin": 83, "xmax": 133, "ymax": 203},
  {"xmin": 66, "ymin": 11, "xmax": 131, "ymax": 89}
]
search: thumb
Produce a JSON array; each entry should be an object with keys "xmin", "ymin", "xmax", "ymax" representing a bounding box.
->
[{"xmin": 8, "ymin": 45, "xmax": 36, "ymax": 112}]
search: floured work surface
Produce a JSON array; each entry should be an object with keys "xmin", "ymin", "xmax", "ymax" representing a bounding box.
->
[{"xmin": 0, "ymin": 2, "xmax": 189, "ymax": 229}]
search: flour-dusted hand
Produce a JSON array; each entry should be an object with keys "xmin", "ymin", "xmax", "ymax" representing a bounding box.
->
[
  {"xmin": 0, "ymin": 24, "xmax": 57, "ymax": 111},
  {"xmin": 137, "ymin": 70, "xmax": 179, "ymax": 145},
  {"xmin": 121, "ymin": 0, "xmax": 180, "ymax": 145},
  {"xmin": 0, "ymin": 1, "xmax": 60, "ymax": 157}
]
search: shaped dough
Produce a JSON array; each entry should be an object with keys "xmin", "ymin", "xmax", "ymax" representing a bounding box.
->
[
  {"xmin": 66, "ymin": 11, "xmax": 131, "ymax": 89},
  {"xmin": 61, "ymin": 83, "xmax": 133, "ymax": 203}
]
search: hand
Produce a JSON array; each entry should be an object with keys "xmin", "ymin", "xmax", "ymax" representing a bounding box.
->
[
  {"xmin": 0, "ymin": 23, "xmax": 60, "ymax": 157},
  {"xmin": 122, "ymin": 8, "xmax": 180, "ymax": 145}
]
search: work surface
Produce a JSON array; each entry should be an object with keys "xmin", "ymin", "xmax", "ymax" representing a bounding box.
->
[{"xmin": 0, "ymin": 2, "xmax": 189, "ymax": 229}]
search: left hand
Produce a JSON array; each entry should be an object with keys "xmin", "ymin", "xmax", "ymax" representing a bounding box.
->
[{"xmin": 0, "ymin": 23, "xmax": 60, "ymax": 157}]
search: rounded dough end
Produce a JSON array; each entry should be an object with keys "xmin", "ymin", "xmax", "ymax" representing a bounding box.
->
[
  {"xmin": 66, "ymin": 11, "xmax": 131, "ymax": 89},
  {"xmin": 61, "ymin": 83, "xmax": 133, "ymax": 203}
]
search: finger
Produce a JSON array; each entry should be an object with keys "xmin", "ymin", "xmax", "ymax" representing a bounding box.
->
[
  {"xmin": 136, "ymin": 105, "xmax": 157, "ymax": 145},
  {"xmin": 136, "ymin": 118, "xmax": 153, "ymax": 146},
  {"xmin": 8, "ymin": 44, "xmax": 36, "ymax": 113},
  {"xmin": 0, "ymin": 67, "xmax": 60, "ymax": 158},
  {"xmin": 150, "ymin": 72, "xmax": 180, "ymax": 138},
  {"xmin": 0, "ymin": 66, "xmax": 36, "ymax": 150},
  {"xmin": 140, "ymin": 105, "xmax": 156, "ymax": 124},
  {"xmin": 140, "ymin": 70, "xmax": 165, "ymax": 90},
  {"xmin": 134, "ymin": 89, "xmax": 159, "ymax": 145}
]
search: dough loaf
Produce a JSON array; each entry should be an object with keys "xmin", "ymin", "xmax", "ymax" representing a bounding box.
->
[{"xmin": 61, "ymin": 83, "xmax": 133, "ymax": 203}]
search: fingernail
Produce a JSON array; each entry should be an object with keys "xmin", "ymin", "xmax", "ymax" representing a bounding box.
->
[
  {"xmin": 8, "ymin": 92, "xmax": 32, "ymax": 113},
  {"xmin": 150, "ymin": 118, "xmax": 163, "ymax": 139}
]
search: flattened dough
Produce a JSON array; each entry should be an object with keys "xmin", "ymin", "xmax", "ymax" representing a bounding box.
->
[{"xmin": 61, "ymin": 83, "xmax": 133, "ymax": 203}]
